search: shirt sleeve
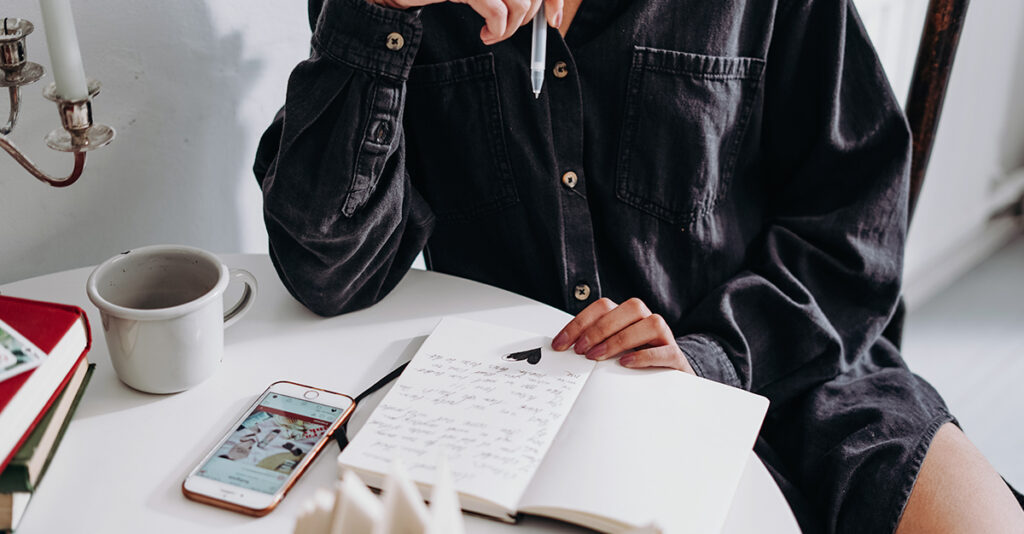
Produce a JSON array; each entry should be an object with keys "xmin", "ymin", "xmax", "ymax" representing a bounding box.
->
[
  {"xmin": 676, "ymin": 0, "xmax": 911, "ymax": 405},
  {"xmin": 254, "ymin": 0, "xmax": 435, "ymax": 317}
]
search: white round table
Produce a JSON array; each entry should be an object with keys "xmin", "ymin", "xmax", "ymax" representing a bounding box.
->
[{"xmin": 1, "ymin": 254, "xmax": 799, "ymax": 533}]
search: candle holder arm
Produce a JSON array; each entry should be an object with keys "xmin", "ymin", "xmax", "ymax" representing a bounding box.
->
[
  {"xmin": 0, "ymin": 133, "xmax": 85, "ymax": 187},
  {"xmin": 1, "ymin": 86, "xmax": 18, "ymax": 135}
]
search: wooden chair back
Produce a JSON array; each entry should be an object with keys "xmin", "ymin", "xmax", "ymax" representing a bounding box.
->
[
  {"xmin": 905, "ymin": 0, "xmax": 971, "ymax": 222},
  {"xmin": 886, "ymin": 0, "xmax": 970, "ymax": 346}
]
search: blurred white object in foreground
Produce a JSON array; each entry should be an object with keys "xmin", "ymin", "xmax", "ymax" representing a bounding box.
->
[{"xmin": 293, "ymin": 458, "xmax": 462, "ymax": 534}]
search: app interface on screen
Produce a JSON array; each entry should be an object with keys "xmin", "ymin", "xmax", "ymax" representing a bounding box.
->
[{"xmin": 197, "ymin": 393, "xmax": 344, "ymax": 494}]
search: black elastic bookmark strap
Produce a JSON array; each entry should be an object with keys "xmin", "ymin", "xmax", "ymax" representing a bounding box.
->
[{"xmin": 333, "ymin": 361, "xmax": 410, "ymax": 450}]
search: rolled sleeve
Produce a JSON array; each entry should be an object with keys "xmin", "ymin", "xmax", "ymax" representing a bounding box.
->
[
  {"xmin": 254, "ymin": 0, "xmax": 435, "ymax": 317},
  {"xmin": 678, "ymin": 334, "xmax": 743, "ymax": 389},
  {"xmin": 313, "ymin": 0, "xmax": 423, "ymax": 81}
]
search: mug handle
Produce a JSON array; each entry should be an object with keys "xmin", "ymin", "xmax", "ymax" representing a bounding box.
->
[{"xmin": 224, "ymin": 268, "xmax": 258, "ymax": 328}]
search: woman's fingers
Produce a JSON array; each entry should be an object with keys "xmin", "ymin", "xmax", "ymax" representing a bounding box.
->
[
  {"xmin": 554, "ymin": 297, "xmax": 650, "ymax": 353},
  {"xmin": 466, "ymin": 0, "xmax": 549, "ymax": 45},
  {"xmin": 386, "ymin": 0, "xmax": 546, "ymax": 35},
  {"xmin": 472, "ymin": 0, "xmax": 532, "ymax": 44},
  {"xmin": 574, "ymin": 298, "xmax": 652, "ymax": 354},
  {"xmin": 620, "ymin": 345, "xmax": 695, "ymax": 374},
  {"xmin": 584, "ymin": 313, "xmax": 669, "ymax": 360},
  {"xmin": 554, "ymin": 297, "xmax": 696, "ymax": 375},
  {"xmin": 502, "ymin": 0, "xmax": 536, "ymax": 36},
  {"xmin": 543, "ymin": 0, "xmax": 563, "ymax": 28},
  {"xmin": 552, "ymin": 298, "xmax": 617, "ymax": 350},
  {"xmin": 468, "ymin": 0, "xmax": 509, "ymax": 44}
]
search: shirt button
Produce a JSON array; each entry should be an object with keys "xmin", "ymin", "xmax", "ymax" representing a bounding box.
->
[
  {"xmin": 561, "ymin": 171, "xmax": 578, "ymax": 189},
  {"xmin": 553, "ymin": 61, "xmax": 569, "ymax": 78},
  {"xmin": 386, "ymin": 32, "xmax": 405, "ymax": 51},
  {"xmin": 573, "ymin": 283, "xmax": 591, "ymax": 301}
]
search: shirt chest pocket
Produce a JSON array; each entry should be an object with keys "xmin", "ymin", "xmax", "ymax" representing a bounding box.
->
[
  {"xmin": 405, "ymin": 53, "xmax": 519, "ymax": 221},
  {"xmin": 617, "ymin": 47, "xmax": 764, "ymax": 225}
]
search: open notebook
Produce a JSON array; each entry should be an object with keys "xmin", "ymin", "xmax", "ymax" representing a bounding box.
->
[{"xmin": 338, "ymin": 317, "xmax": 768, "ymax": 533}]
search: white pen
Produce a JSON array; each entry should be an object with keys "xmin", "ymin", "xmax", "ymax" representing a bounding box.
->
[{"xmin": 530, "ymin": 5, "xmax": 547, "ymax": 99}]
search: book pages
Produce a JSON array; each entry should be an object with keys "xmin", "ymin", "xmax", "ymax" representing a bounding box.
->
[
  {"xmin": 518, "ymin": 362, "xmax": 768, "ymax": 533},
  {"xmin": 339, "ymin": 317, "xmax": 596, "ymax": 512}
]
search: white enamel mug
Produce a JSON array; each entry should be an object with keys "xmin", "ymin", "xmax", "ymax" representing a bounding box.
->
[{"xmin": 86, "ymin": 245, "xmax": 258, "ymax": 394}]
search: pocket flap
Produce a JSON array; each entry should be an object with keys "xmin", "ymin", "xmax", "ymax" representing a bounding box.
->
[{"xmin": 633, "ymin": 47, "xmax": 765, "ymax": 80}]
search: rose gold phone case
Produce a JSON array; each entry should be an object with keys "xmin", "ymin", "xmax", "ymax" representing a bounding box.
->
[{"xmin": 181, "ymin": 381, "xmax": 356, "ymax": 516}]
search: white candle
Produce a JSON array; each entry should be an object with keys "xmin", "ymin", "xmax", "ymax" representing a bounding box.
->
[{"xmin": 38, "ymin": 0, "xmax": 88, "ymax": 101}]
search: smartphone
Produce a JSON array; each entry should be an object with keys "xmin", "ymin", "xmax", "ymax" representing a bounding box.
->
[{"xmin": 182, "ymin": 381, "xmax": 355, "ymax": 516}]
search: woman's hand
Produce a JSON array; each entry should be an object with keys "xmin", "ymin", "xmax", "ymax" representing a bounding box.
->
[
  {"xmin": 373, "ymin": 0, "xmax": 563, "ymax": 46},
  {"xmin": 552, "ymin": 298, "xmax": 696, "ymax": 374}
]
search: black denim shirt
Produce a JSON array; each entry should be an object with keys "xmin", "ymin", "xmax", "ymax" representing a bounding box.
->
[{"xmin": 255, "ymin": 0, "xmax": 909, "ymax": 410}]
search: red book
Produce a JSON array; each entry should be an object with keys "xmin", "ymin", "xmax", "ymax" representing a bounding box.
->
[{"xmin": 0, "ymin": 296, "xmax": 91, "ymax": 472}]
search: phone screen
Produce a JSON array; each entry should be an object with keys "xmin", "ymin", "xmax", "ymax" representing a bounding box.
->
[{"xmin": 194, "ymin": 392, "xmax": 346, "ymax": 494}]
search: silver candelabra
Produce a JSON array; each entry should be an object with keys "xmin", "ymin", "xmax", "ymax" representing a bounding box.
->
[{"xmin": 1, "ymin": 17, "xmax": 113, "ymax": 187}]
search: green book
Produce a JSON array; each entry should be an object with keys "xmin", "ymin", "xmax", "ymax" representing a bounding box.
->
[{"xmin": 0, "ymin": 362, "xmax": 94, "ymax": 493}]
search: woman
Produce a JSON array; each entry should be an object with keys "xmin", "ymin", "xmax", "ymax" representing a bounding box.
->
[{"xmin": 254, "ymin": 0, "xmax": 1024, "ymax": 530}]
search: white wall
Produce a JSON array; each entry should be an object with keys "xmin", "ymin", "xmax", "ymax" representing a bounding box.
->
[
  {"xmin": 1, "ymin": 1, "xmax": 310, "ymax": 284},
  {"xmin": 3, "ymin": 1, "xmax": 1023, "ymax": 299}
]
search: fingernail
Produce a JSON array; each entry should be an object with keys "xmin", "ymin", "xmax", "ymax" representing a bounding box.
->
[
  {"xmin": 554, "ymin": 10, "xmax": 563, "ymax": 28},
  {"xmin": 586, "ymin": 343, "xmax": 607, "ymax": 360},
  {"xmin": 552, "ymin": 332, "xmax": 568, "ymax": 350},
  {"xmin": 574, "ymin": 337, "xmax": 591, "ymax": 355},
  {"xmin": 619, "ymin": 355, "xmax": 634, "ymax": 367}
]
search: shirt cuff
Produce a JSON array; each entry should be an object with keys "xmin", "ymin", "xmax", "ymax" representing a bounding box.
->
[
  {"xmin": 677, "ymin": 334, "xmax": 743, "ymax": 389},
  {"xmin": 313, "ymin": 0, "xmax": 423, "ymax": 81}
]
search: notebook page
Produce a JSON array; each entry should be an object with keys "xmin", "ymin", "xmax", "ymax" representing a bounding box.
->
[
  {"xmin": 338, "ymin": 317, "xmax": 596, "ymax": 513},
  {"xmin": 518, "ymin": 362, "xmax": 768, "ymax": 533}
]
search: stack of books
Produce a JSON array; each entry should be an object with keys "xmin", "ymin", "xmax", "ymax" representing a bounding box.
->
[{"xmin": 0, "ymin": 296, "xmax": 93, "ymax": 533}]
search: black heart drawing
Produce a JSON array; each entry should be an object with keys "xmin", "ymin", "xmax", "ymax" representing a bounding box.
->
[{"xmin": 504, "ymin": 347, "xmax": 542, "ymax": 365}]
